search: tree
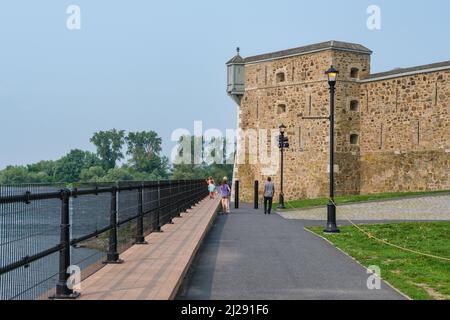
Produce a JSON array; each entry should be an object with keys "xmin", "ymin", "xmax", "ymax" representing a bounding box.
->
[
  {"xmin": 171, "ymin": 135, "xmax": 203, "ymax": 179},
  {"xmin": 126, "ymin": 131, "xmax": 170, "ymax": 179},
  {"xmin": 27, "ymin": 160, "xmax": 57, "ymax": 181},
  {"xmin": 99, "ymin": 167, "xmax": 135, "ymax": 182},
  {"xmin": 80, "ymin": 166, "xmax": 106, "ymax": 182},
  {"xmin": 90, "ymin": 129, "xmax": 126, "ymax": 170},
  {"xmin": 171, "ymin": 135, "xmax": 234, "ymax": 183},
  {"xmin": 0, "ymin": 166, "xmax": 31, "ymax": 184},
  {"xmin": 54, "ymin": 149, "xmax": 102, "ymax": 182}
]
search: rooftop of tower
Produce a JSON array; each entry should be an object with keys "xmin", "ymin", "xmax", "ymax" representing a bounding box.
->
[{"xmin": 242, "ymin": 40, "xmax": 373, "ymax": 64}]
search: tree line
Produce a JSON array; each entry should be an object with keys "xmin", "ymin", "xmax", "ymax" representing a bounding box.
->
[{"xmin": 0, "ymin": 130, "xmax": 234, "ymax": 185}]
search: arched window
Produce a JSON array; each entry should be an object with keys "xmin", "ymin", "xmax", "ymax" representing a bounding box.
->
[
  {"xmin": 350, "ymin": 134, "xmax": 359, "ymax": 145},
  {"xmin": 350, "ymin": 100, "xmax": 359, "ymax": 111},
  {"xmin": 350, "ymin": 68, "xmax": 360, "ymax": 79},
  {"xmin": 277, "ymin": 104, "xmax": 287, "ymax": 114},
  {"xmin": 276, "ymin": 72, "xmax": 286, "ymax": 83}
]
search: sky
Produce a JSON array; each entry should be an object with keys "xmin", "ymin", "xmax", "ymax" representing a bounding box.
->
[{"xmin": 0, "ymin": 0, "xmax": 449, "ymax": 169}]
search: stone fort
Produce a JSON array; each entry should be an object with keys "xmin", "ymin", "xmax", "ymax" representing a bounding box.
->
[{"xmin": 226, "ymin": 40, "xmax": 450, "ymax": 202}]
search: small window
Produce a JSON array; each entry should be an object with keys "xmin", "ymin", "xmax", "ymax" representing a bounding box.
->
[
  {"xmin": 350, "ymin": 68, "xmax": 360, "ymax": 79},
  {"xmin": 276, "ymin": 72, "xmax": 286, "ymax": 83},
  {"xmin": 350, "ymin": 134, "xmax": 359, "ymax": 145},
  {"xmin": 350, "ymin": 100, "xmax": 359, "ymax": 111},
  {"xmin": 277, "ymin": 104, "xmax": 287, "ymax": 114}
]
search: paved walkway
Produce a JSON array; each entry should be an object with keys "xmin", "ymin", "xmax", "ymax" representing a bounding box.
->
[
  {"xmin": 78, "ymin": 197, "xmax": 220, "ymax": 300},
  {"xmin": 177, "ymin": 204, "xmax": 406, "ymax": 300},
  {"xmin": 280, "ymin": 195, "xmax": 450, "ymax": 221}
]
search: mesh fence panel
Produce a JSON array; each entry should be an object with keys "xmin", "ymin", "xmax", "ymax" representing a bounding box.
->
[
  {"xmin": 71, "ymin": 191, "xmax": 111, "ymax": 281},
  {"xmin": 0, "ymin": 180, "xmax": 208, "ymax": 300},
  {"xmin": 0, "ymin": 185, "xmax": 61, "ymax": 300},
  {"xmin": 143, "ymin": 185, "xmax": 159, "ymax": 236},
  {"xmin": 117, "ymin": 189, "xmax": 140, "ymax": 253},
  {"xmin": 159, "ymin": 182, "xmax": 172, "ymax": 226}
]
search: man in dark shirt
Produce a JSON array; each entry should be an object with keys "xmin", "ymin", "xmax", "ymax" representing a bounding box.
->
[{"xmin": 263, "ymin": 177, "xmax": 275, "ymax": 214}]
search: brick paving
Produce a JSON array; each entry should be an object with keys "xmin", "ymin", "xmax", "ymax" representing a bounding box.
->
[
  {"xmin": 78, "ymin": 197, "xmax": 220, "ymax": 300},
  {"xmin": 280, "ymin": 195, "xmax": 450, "ymax": 221}
]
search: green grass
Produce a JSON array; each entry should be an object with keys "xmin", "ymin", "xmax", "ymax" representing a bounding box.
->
[
  {"xmin": 307, "ymin": 222, "xmax": 450, "ymax": 300},
  {"xmin": 274, "ymin": 190, "xmax": 450, "ymax": 210}
]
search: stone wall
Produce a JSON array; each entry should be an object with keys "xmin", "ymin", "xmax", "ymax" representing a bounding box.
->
[
  {"xmin": 234, "ymin": 47, "xmax": 450, "ymax": 203},
  {"xmin": 359, "ymin": 69, "xmax": 450, "ymax": 194}
]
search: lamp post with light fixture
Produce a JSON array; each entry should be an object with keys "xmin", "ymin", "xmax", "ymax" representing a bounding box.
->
[
  {"xmin": 278, "ymin": 124, "xmax": 289, "ymax": 209},
  {"xmin": 324, "ymin": 66, "xmax": 340, "ymax": 234}
]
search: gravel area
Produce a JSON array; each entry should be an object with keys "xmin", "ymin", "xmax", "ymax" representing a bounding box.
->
[{"xmin": 279, "ymin": 195, "xmax": 450, "ymax": 221}]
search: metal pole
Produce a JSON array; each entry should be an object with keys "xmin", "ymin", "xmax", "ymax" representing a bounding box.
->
[
  {"xmin": 254, "ymin": 180, "xmax": 259, "ymax": 209},
  {"xmin": 234, "ymin": 180, "xmax": 239, "ymax": 209},
  {"xmin": 278, "ymin": 132, "xmax": 286, "ymax": 209},
  {"xmin": 135, "ymin": 184, "xmax": 147, "ymax": 244},
  {"xmin": 155, "ymin": 181, "xmax": 162, "ymax": 232},
  {"xmin": 104, "ymin": 187, "xmax": 124, "ymax": 263},
  {"xmin": 324, "ymin": 84, "xmax": 340, "ymax": 233},
  {"xmin": 176, "ymin": 180, "xmax": 182, "ymax": 217},
  {"xmin": 168, "ymin": 181, "xmax": 174, "ymax": 224},
  {"xmin": 53, "ymin": 189, "xmax": 80, "ymax": 299}
]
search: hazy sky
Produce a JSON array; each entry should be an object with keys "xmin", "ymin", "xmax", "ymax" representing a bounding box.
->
[{"xmin": 0, "ymin": 0, "xmax": 449, "ymax": 169}]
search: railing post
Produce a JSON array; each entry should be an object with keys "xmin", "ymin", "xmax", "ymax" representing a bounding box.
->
[
  {"xmin": 155, "ymin": 181, "xmax": 162, "ymax": 232},
  {"xmin": 104, "ymin": 187, "xmax": 124, "ymax": 264},
  {"xmin": 168, "ymin": 181, "xmax": 174, "ymax": 224},
  {"xmin": 183, "ymin": 180, "xmax": 188, "ymax": 212},
  {"xmin": 135, "ymin": 184, "xmax": 147, "ymax": 244},
  {"xmin": 188, "ymin": 180, "xmax": 192, "ymax": 208},
  {"xmin": 235, "ymin": 180, "xmax": 239, "ymax": 209},
  {"xmin": 176, "ymin": 180, "xmax": 182, "ymax": 217},
  {"xmin": 52, "ymin": 188, "xmax": 80, "ymax": 299},
  {"xmin": 254, "ymin": 180, "xmax": 259, "ymax": 209}
]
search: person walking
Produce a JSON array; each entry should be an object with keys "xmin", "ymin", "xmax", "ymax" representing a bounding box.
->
[
  {"xmin": 219, "ymin": 177, "xmax": 231, "ymax": 214},
  {"xmin": 208, "ymin": 178, "xmax": 216, "ymax": 199},
  {"xmin": 263, "ymin": 177, "xmax": 275, "ymax": 214}
]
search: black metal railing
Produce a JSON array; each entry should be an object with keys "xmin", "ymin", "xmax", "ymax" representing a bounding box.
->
[{"xmin": 0, "ymin": 179, "xmax": 208, "ymax": 300}]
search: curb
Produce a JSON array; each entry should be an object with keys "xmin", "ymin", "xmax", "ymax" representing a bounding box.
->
[
  {"xmin": 170, "ymin": 198, "xmax": 221, "ymax": 300},
  {"xmin": 303, "ymin": 227, "xmax": 412, "ymax": 301}
]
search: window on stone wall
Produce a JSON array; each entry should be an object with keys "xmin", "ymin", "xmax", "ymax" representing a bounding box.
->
[
  {"xmin": 277, "ymin": 104, "xmax": 287, "ymax": 114},
  {"xmin": 350, "ymin": 134, "xmax": 359, "ymax": 145},
  {"xmin": 350, "ymin": 100, "xmax": 359, "ymax": 111},
  {"xmin": 350, "ymin": 68, "xmax": 360, "ymax": 79},
  {"xmin": 276, "ymin": 72, "xmax": 286, "ymax": 83}
]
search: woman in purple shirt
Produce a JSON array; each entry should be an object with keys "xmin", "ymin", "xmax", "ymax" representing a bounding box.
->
[{"xmin": 219, "ymin": 177, "xmax": 231, "ymax": 214}]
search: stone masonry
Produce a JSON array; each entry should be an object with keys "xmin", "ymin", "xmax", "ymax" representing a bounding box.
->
[{"xmin": 227, "ymin": 41, "xmax": 450, "ymax": 202}]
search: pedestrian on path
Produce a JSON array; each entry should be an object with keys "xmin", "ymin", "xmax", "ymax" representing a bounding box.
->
[
  {"xmin": 219, "ymin": 177, "xmax": 231, "ymax": 214},
  {"xmin": 263, "ymin": 177, "xmax": 275, "ymax": 214},
  {"xmin": 208, "ymin": 177, "xmax": 216, "ymax": 199}
]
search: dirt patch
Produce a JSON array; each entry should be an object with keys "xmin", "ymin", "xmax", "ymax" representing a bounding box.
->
[{"xmin": 413, "ymin": 282, "xmax": 450, "ymax": 300}]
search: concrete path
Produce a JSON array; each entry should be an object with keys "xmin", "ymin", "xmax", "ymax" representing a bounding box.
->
[
  {"xmin": 177, "ymin": 204, "xmax": 406, "ymax": 300},
  {"xmin": 78, "ymin": 197, "xmax": 220, "ymax": 300},
  {"xmin": 281, "ymin": 194, "xmax": 450, "ymax": 221}
]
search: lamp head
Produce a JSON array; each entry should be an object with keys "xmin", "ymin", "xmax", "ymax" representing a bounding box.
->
[
  {"xmin": 279, "ymin": 124, "xmax": 286, "ymax": 134},
  {"xmin": 325, "ymin": 66, "xmax": 339, "ymax": 86}
]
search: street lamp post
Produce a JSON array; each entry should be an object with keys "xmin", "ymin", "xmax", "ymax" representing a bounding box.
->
[
  {"xmin": 324, "ymin": 66, "xmax": 340, "ymax": 234},
  {"xmin": 278, "ymin": 124, "xmax": 288, "ymax": 209}
]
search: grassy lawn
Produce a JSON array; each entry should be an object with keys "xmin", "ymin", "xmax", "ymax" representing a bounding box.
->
[
  {"xmin": 274, "ymin": 190, "xmax": 450, "ymax": 210},
  {"xmin": 308, "ymin": 222, "xmax": 450, "ymax": 300}
]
